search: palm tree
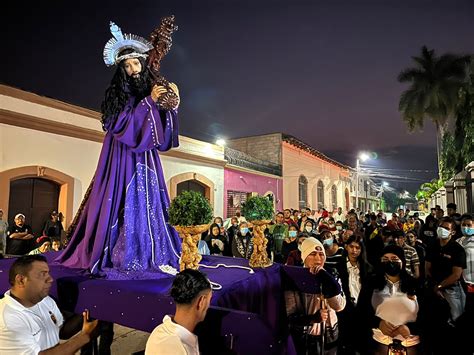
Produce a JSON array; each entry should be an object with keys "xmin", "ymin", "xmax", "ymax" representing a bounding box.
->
[{"xmin": 398, "ymin": 46, "xmax": 470, "ymax": 175}]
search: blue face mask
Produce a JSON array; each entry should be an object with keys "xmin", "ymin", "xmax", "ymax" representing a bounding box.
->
[
  {"xmin": 461, "ymin": 227, "xmax": 474, "ymax": 237},
  {"xmin": 289, "ymin": 230, "xmax": 297, "ymax": 238},
  {"xmin": 240, "ymin": 228, "xmax": 248, "ymax": 236},
  {"xmin": 323, "ymin": 238, "xmax": 334, "ymax": 248}
]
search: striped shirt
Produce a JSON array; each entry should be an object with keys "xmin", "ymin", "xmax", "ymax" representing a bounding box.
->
[
  {"xmin": 325, "ymin": 247, "xmax": 344, "ymax": 270},
  {"xmin": 402, "ymin": 244, "xmax": 420, "ymax": 278},
  {"xmin": 457, "ymin": 236, "xmax": 474, "ymax": 284}
]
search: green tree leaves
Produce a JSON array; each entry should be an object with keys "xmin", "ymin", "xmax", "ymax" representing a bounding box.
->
[
  {"xmin": 168, "ymin": 191, "xmax": 213, "ymax": 226},
  {"xmin": 241, "ymin": 195, "xmax": 274, "ymax": 221}
]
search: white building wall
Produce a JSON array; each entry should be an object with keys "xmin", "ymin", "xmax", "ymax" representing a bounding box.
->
[
  {"xmin": 0, "ymin": 123, "xmax": 102, "ymax": 213},
  {"xmin": 161, "ymin": 155, "xmax": 224, "ymax": 217},
  {"xmin": 0, "ymin": 123, "xmax": 225, "ymax": 217},
  {"xmin": 282, "ymin": 144, "xmax": 350, "ymax": 211}
]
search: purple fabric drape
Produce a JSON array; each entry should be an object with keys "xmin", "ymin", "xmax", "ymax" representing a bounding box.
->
[
  {"xmin": 0, "ymin": 254, "xmax": 297, "ymax": 354},
  {"xmin": 55, "ymin": 95, "xmax": 181, "ymax": 278}
]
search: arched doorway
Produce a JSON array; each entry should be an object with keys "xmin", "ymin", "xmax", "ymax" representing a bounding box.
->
[
  {"xmin": 169, "ymin": 172, "xmax": 215, "ymax": 208},
  {"xmin": 0, "ymin": 166, "xmax": 75, "ymax": 228},
  {"xmin": 177, "ymin": 179, "xmax": 206, "ymax": 196},
  {"xmin": 8, "ymin": 178, "xmax": 60, "ymax": 235}
]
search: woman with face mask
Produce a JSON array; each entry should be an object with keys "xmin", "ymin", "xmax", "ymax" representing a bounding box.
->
[
  {"xmin": 321, "ymin": 230, "xmax": 344, "ymax": 270},
  {"xmin": 205, "ymin": 223, "xmax": 228, "ymax": 256},
  {"xmin": 286, "ymin": 235, "xmax": 307, "ymax": 266},
  {"xmin": 303, "ymin": 220, "xmax": 318, "ymax": 238},
  {"xmin": 281, "ymin": 225, "xmax": 299, "ymax": 264},
  {"xmin": 357, "ymin": 245, "xmax": 421, "ymax": 354},
  {"xmin": 231, "ymin": 222, "xmax": 253, "ymax": 259}
]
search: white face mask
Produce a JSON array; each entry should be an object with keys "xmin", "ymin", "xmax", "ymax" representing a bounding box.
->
[
  {"xmin": 336, "ymin": 226, "xmax": 343, "ymax": 231},
  {"xmin": 437, "ymin": 227, "xmax": 451, "ymax": 240},
  {"xmin": 305, "ymin": 226, "xmax": 313, "ymax": 233}
]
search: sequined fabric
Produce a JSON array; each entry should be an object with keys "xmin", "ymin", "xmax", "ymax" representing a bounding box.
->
[{"xmin": 110, "ymin": 162, "xmax": 180, "ymax": 272}]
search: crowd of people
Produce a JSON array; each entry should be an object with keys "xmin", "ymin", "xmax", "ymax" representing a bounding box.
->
[
  {"xmin": 0, "ymin": 210, "xmax": 64, "ymax": 258},
  {"xmin": 0, "ymin": 203, "xmax": 472, "ymax": 354},
  {"xmin": 197, "ymin": 203, "xmax": 472, "ymax": 354}
]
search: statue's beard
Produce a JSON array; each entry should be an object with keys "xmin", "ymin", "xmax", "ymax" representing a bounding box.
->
[{"xmin": 127, "ymin": 73, "xmax": 150, "ymax": 100}]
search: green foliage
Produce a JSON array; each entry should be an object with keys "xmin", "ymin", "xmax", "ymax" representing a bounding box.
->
[
  {"xmin": 168, "ymin": 191, "xmax": 213, "ymax": 226},
  {"xmin": 241, "ymin": 195, "xmax": 274, "ymax": 221},
  {"xmin": 440, "ymin": 132, "xmax": 458, "ymax": 181},
  {"xmin": 398, "ymin": 46, "xmax": 470, "ymax": 132},
  {"xmin": 382, "ymin": 191, "xmax": 406, "ymax": 212},
  {"xmin": 398, "ymin": 48, "xmax": 472, "ymax": 176},
  {"xmin": 415, "ymin": 179, "xmax": 444, "ymax": 201},
  {"xmin": 456, "ymin": 64, "xmax": 474, "ymax": 168},
  {"xmin": 460, "ymin": 119, "xmax": 474, "ymax": 166},
  {"xmin": 439, "ymin": 62, "xmax": 474, "ymax": 180}
]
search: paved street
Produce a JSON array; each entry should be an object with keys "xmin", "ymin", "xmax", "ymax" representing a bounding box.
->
[
  {"xmin": 73, "ymin": 325, "xmax": 149, "ymax": 355},
  {"xmin": 110, "ymin": 325, "xmax": 149, "ymax": 355}
]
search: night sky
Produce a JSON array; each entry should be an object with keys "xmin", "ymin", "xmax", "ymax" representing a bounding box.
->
[{"xmin": 2, "ymin": 0, "xmax": 473, "ymax": 193}]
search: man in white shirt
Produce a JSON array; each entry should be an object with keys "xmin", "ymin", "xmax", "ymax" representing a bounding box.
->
[
  {"xmin": 334, "ymin": 207, "xmax": 345, "ymax": 223},
  {"xmin": 0, "ymin": 255, "xmax": 98, "ymax": 354},
  {"xmin": 145, "ymin": 269, "xmax": 212, "ymax": 355}
]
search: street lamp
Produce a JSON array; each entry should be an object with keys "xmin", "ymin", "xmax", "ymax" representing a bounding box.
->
[
  {"xmin": 216, "ymin": 139, "xmax": 226, "ymax": 147},
  {"xmin": 355, "ymin": 152, "xmax": 370, "ymax": 210}
]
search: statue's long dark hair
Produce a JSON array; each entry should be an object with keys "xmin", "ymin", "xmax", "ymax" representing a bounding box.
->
[{"xmin": 100, "ymin": 49, "xmax": 154, "ymax": 130}]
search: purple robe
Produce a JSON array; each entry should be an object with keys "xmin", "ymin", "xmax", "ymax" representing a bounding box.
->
[{"xmin": 56, "ymin": 94, "xmax": 181, "ymax": 278}]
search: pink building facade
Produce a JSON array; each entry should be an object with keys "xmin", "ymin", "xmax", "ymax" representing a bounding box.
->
[
  {"xmin": 224, "ymin": 167, "xmax": 283, "ymax": 219},
  {"xmin": 226, "ymin": 133, "xmax": 352, "ymax": 215}
]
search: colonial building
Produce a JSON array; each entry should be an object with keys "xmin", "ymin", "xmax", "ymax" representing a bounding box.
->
[
  {"xmin": 349, "ymin": 171, "xmax": 381, "ymax": 212},
  {"xmin": 224, "ymin": 147, "xmax": 282, "ymax": 218},
  {"xmin": 0, "ymin": 85, "xmax": 225, "ymax": 234},
  {"xmin": 227, "ymin": 133, "xmax": 352, "ymax": 212}
]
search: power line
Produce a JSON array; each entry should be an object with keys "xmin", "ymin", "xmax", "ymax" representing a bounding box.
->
[{"xmin": 360, "ymin": 165, "xmax": 437, "ymax": 173}]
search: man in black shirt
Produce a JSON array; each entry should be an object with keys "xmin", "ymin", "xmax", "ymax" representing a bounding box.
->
[
  {"xmin": 426, "ymin": 217, "xmax": 466, "ymax": 323},
  {"xmin": 424, "ymin": 217, "xmax": 467, "ymax": 354},
  {"xmin": 6, "ymin": 213, "xmax": 34, "ymax": 255}
]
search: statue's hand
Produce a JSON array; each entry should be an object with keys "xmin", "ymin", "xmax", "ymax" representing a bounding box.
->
[{"xmin": 151, "ymin": 85, "xmax": 168, "ymax": 102}]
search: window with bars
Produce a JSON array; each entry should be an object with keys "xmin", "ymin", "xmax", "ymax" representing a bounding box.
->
[
  {"xmin": 227, "ymin": 190, "xmax": 250, "ymax": 218},
  {"xmin": 331, "ymin": 185, "xmax": 337, "ymax": 210},
  {"xmin": 317, "ymin": 180, "xmax": 325, "ymax": 209},
  {"xmin": 298, "ymin": 175, "xmax": 308, "ymax": 210}
]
